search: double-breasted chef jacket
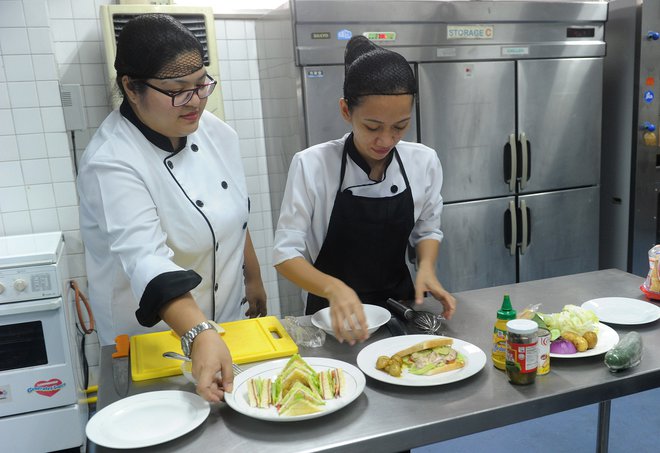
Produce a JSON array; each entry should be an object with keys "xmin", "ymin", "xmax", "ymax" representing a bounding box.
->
[
  {"xmin": 273, "ymin": 133, "xmax": 444, "ymax": 309},
  {"xmin": 78, "ymin": 100, "xmax": 249, "ymax": 345}
]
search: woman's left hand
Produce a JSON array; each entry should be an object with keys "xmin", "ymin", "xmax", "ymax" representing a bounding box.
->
[
  {"xmin": 414, "ymin": 266, "xmax": 456, "ymax": 320},
  {"xmin": 244, "ymin": 279, "xmax": 267, "ymax": 318}
]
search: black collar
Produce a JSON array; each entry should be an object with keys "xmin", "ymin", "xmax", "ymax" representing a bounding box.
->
[
  {"xmin": 120, "ymin": 99, "xmax": 187, "ymax": 153},
  {"xmin": 346, "ymin": 133, "xmax": 395, "ymax": 181}
]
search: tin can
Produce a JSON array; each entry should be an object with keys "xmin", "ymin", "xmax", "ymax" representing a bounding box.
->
[{"xmin": 537, "ymin": 328, "xmax": 551, "ymax": 375}]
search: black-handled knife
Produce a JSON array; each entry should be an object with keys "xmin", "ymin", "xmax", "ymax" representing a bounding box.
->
[{"xmin": 112, "ymin": 334, "xmax": 130, "ymax": 398}]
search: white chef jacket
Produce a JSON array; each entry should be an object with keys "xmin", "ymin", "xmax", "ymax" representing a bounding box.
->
[
  {"xmin": 78, "ymin": 105, "xmax": 249, "ymax": 345},
  {"xmin": 273, "ymin": 133, "xmax": 444, "ymax": 268}
]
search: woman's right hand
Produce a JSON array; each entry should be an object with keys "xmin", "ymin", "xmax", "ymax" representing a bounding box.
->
[
  {"xmin": 326, "ymin": 282, "xmax": 369, "ymax": 345},
  {"xmin": 190, "ymin": 329, "xmax": 234, "ymax": 403}
]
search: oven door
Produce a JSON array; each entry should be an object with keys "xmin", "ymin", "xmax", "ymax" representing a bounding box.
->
[{"xmin": 0, "ymin": 297, "xmax": 77, "ymax": 416}]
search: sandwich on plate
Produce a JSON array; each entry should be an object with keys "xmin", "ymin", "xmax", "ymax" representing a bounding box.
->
[
  {"xmin": 378, "ymin": 337, "xmax": 465, "ymax": 376},
  {"xmin": 246, "ymin": 354, "xmax": 347, "ymax": 416},
  {"xmin": 277, "ymin": 381, "xmax": 325, "ymax": 415},
  {"xmin": 247, "ymin": 376, "xmax": 271, "ymax": 409},
  {"xmin": 272, "ymin": 354, "xmax": 321, "ymax": 403},
  {"xmin": 318, "ymin": 368, "xmax": 346, "ymax": 399}
]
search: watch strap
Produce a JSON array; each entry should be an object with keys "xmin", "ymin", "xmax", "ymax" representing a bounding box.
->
[{"xmin": 181, "ymin": 320, "xmax": 220, "ymax": 357}]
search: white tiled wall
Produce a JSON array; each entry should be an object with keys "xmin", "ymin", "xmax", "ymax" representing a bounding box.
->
[
  {"xmin": 0, "ymin": 0, "xmax": 279, "ymax": 384},
  {"xmin": 215, "ymin": 19, "xmax": 280, "ymax": 314}
]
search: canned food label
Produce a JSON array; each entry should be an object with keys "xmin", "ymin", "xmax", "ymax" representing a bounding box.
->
[
  {"xmin": 537, "ymin": 331, "xmax": 551, "ymax": 375},
  {"xmin": 506, "ymin": 341, "xmax": 538, "ymax": 373}
]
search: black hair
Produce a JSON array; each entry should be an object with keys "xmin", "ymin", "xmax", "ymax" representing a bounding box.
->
[
  {"xmin": 114, "ymin": 14, "xmax": 204, "ymax": 97},
  {"xmin": 343, "ymin": 36, "xmax": 416, "ymax": 110}
]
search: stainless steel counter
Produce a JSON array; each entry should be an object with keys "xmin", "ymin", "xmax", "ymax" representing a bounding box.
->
[{"xmin": 91, "ymin": 269, "xmax": 660, "ymax": 452}]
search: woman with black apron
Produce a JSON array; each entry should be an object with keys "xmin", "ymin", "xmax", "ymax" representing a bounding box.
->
[{"xmin": 274, "ymin": 36, "xmax": 456, "ymax": 343}]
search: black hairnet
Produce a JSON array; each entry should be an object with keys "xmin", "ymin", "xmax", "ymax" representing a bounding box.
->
[
  {"xmin": 115, "ymin": 14, "xmax": 204, "ymax": 83},
  {"xmin": 343, "ymin": 36, "xmax": 416, "ymax": 109}
]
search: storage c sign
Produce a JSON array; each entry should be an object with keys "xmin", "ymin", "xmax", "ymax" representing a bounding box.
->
[{"xmin": 447, "ymin": 25, "xmax": 494, "ymax": 40}]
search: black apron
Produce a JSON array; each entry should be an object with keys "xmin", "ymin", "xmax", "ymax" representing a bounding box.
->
[{"xmin": 305, "ymin": 141, "xmax": 416, "ymax": 314}]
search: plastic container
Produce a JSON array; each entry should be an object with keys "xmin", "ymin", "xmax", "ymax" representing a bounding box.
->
[
  {"xmin": 505, "ymin": 319, "xmax": 538, "ymax": 385},
  {"xmin": 641, "ymin": 244, "xmax": 660, "ymax": 300},
  {"xmin": 492, "ymin": 294, "xmax": 517, "ymax": 370}
]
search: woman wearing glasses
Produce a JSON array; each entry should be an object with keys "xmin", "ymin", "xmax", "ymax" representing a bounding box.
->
[{"xmin": 77, "ymin": 14, "xmax": 266, "ymax": 402}]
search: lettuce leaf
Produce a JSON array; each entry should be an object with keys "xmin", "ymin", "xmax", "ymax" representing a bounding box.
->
[{"xmin": 542, "ymin": 304, "xmax": 599, "ymax": 338}]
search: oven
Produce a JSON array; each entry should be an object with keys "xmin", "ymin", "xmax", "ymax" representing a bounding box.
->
[{"xmin": 0, "ymin": 232, "xmax": 88, "ymax": 452}]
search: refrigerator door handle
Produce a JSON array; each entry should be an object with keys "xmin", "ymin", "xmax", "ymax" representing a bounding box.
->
[
  {"xmin": 507, "ymin": 133, "xmax": 517, "ymax": 192},
  {"xmin": 520, "ymin": 132, "xmax": 530, "ymax": 190},
  {"xmin": 507, "ymin": 200, "xmax": 517, "ymax": 256},
  {"xmin": 520, "ymin": 199, "xmax": 529, "ymax": 255}
]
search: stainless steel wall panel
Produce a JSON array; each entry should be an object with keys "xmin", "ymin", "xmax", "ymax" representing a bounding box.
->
[
  {"xmin": 292, "ymin": 0, "xmax": 608, "ymax": 24},
  {"xmin": 435, "ymin": 197, "xmax": 517, "ymax": 293},
  {"xmin": 517, "ymin": 58, "xmax": 603, "ymax": 193},
  {"xmin": 294, "ymin": 22, "xmax": 606, "ymax": 66},
  {"xmin": 600, "ymin": 0, "xmax": 660, "ymax": 276},
  {"xmin": 418, "ymin": 61, "xmax": 515, "ymax": 203},
  {"xmin": 518, "ymin": 186, "xmax": 599, "ymax": 282}
]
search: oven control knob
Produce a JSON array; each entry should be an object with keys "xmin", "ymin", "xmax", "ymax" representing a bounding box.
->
[
  {"xmin": 13, "ymin": 278, "xmax": 28, "ymax": 292},
  {"xmin": 0, "ymin": 282, "xmax": 4, "ymax": 294}
]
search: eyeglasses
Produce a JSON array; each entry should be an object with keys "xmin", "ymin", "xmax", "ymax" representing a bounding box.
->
[{"xmin": 140, "ymin": 75, "xmax": 217, "ymax": 107}]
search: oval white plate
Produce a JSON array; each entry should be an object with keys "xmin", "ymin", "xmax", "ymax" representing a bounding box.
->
[
  {"xmin": 356, "ymin": 334, "xmax": 487, "ymax": 387},
  {"xmin": 224, "ymin": 357, "xmax": 365, "ymax": 422},
  {"xmin": 86, "ymin": 390, "xmax": 209, "ymax": 449},
  {"xmin": 581, "ymin": 297, "xmax": 660, "ymax": 325},
  {"xmin": 311, "ymin": 304, "xmax": 391, "ymax": 337},
  {"xmin": 550, "ymin": 322, "xmax": 619, "ymax": 358}
]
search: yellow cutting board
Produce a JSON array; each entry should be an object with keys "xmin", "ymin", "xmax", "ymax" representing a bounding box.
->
[{"xmin": 129, "ymin": 316, "xmax": 298, "ymax": 381}]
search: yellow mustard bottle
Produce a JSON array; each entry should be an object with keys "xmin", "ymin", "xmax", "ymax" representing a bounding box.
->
[{"xmin": 492, "ymin": 294, "xmax": 517, "ymax": 370}]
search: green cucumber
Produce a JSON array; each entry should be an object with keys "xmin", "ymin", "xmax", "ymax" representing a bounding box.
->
[{"xmin": 604, "ymin": 331, "xmax": 643, "ymax": 371}]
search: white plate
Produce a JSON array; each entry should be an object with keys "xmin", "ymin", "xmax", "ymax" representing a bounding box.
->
[
  {"xmin": 311, "ymin": 304, "xmax": 391, "ymax": 338},
  {"xmin": 86, "ymin": 390, "xmax": 209, "ymax": 449},
  {"xmin": 581, "ymin": 297, "xmax": 660, "ymax": 325},
  {"xmin": 355, "ymin": 334, "xmax": 487, "ymax": 387},
  {"xmin": 224, "ymin": 357, "xmax": 365, "ymax": 422},
  {"xmin": 550, "ymin": 322, "xmax": 619, "ymax": 358}
]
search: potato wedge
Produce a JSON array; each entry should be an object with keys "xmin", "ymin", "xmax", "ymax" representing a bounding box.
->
[
  {"xmin": 562, "ymin": 331, "xmax": 589, "ymax": 352},
  {"xmin": 583, "ymin": 331, "xmax": 598, "ymax": 349}
]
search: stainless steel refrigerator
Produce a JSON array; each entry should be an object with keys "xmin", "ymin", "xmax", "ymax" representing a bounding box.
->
[
  {"xmin": 257, "ymin": 0, "xmax": 607, "ymax": 313},
  {"xmin": 601, "ymin": 0, "xmax": 660, "ymax": 277}
]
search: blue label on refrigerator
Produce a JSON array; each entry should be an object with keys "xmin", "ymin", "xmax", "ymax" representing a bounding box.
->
[
  {"xmin": 644, "ymin": 90, "xmax": 655, "ymax": 103},
  {"xmin": 337, "ymin": 29, "xmax": 353, "ymax": 40}
]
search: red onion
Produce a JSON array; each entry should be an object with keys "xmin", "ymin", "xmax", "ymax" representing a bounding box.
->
[{"xmin": 550, "ymin": 339, "xmax": 578, "ymax": 354}]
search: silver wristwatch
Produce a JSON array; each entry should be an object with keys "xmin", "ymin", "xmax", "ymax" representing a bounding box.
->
[{"xmin": 180, "ymin": 320, "xmax": 220, "ymax": 358}]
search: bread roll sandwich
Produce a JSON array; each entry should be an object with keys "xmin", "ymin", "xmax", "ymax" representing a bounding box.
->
[{"xmin": 378, "ymin": 337, "xmax": 465, "ymax": 376}]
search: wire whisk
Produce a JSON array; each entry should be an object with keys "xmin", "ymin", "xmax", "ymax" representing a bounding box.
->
[{"xmin": 412, "ymin": 311, "xmax": 444, "ymax": 335}]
